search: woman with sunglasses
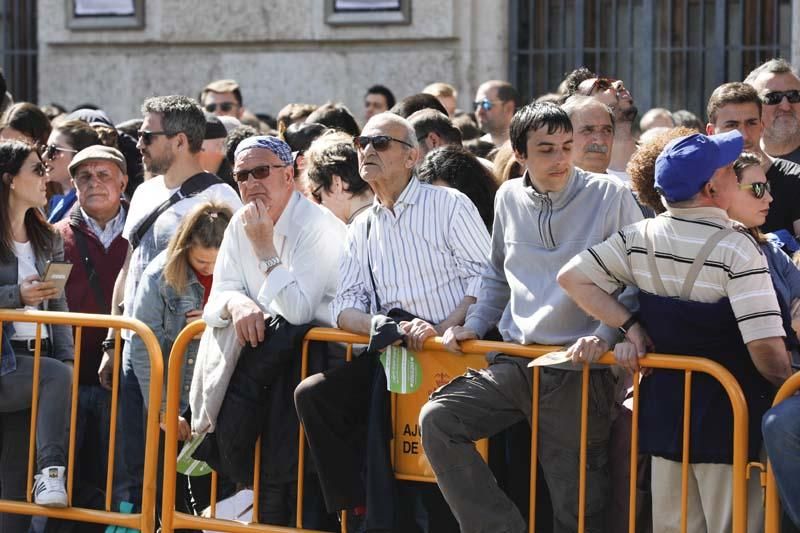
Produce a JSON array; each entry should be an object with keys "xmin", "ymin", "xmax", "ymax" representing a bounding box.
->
[
  {"xmin": 0, "ymin": 140, "xmax": 74, "ymax": 528},
  {"xmin": 44, "ymin": 120, "xmax": 102, "ymax": 223},
  {"xmin": 127, "ymin": 201, "xmax": 232, "ymax": 523}
]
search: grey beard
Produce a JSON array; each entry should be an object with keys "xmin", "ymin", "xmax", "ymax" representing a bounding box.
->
[{"xmin": 764, "ymin": 116, "xmax": 800, "ymax": 145}]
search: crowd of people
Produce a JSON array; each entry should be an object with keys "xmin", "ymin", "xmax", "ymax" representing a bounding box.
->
[{"xmin": 0, "ymin": 57, "xmax": 799, "ymax": 533}]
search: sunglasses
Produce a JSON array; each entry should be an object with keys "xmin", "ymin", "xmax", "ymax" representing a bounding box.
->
[
  {"xmin": 138, "ymin": 130, "xmax": 178, "ymax": 146},
  {"xmin": 310, "ymin": 183, "xmax": 324, "ymax": 203},
  {"xmin": 204, "ymin": 102, "xmax": 237, "ymax": 113},
  {"xmin": 353, "ymin": 135, "xmax": 413, "ymax": 152},
  {"xmin": 761, "ymin": 90, "xmax": 800, "ymax": 106},
  {"xmin": 739, "ymin": 181, "xmax": 771, "ymax": 199},
  {"xmin": 233, "ymin": 164, "xmax": 288, "ymax": 183},
  {"xmin": 473, "ymin": 98, "xmax": 504, "ymax": 111},
  {"xmin": 43, "ymin": 144, "xmax": 78, "ymax": 161}
]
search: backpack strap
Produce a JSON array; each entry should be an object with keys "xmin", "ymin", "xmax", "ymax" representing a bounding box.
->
[{"xmin": 129, "ymin": 173, "xmax": 222, "ymax": 250}]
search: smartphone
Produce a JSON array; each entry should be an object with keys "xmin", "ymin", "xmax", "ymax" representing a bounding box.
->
[{"xmin": 43, "ymin": 261, "xmax": 73, "ymax": 297}]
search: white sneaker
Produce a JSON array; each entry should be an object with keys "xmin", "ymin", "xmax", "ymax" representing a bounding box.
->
[{"xmin": 33, "ymin": 466, "xmax": 68, "ymax": 508}]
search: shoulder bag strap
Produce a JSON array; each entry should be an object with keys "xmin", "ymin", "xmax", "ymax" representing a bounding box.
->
[
  {"xmin": 365, "ymin": 212, "xmax": 382, "ymax": 313},
  {"xmin": 73, "ymin": 228, "xmax": 107, "ymax": 307},
  {"xmin": 129, "ymin": 173, "xmax": 222, "ymax": 250},
  {"xmin": 679, "ymin": 228, "xmax": 735, "ymax": 301}
]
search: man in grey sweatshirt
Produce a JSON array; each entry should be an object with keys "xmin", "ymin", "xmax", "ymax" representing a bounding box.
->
[{"xmin": 419, "ymin": 102, "xmax": 643, "ymax": 533}]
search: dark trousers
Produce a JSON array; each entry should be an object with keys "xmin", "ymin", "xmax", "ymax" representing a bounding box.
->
[
  {"xmin": 0, "ymin": 410, "xmax": 33, "ymax": 531},
  {"xmin": 295, "ymin": 352, "xmax": 378, "ymax": 512}
]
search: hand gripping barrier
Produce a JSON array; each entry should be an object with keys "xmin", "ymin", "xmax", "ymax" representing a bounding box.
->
[
  {"xmin": 162, "ymin": 324, "xmax": 751, "ymax": 533},
  {"xmin": 0, "ymin": 309, "xmax": 163, "ymax": 533},
  {"xmin": 764, "ymin": 371, "xmax": 800, "ymax": 533}
]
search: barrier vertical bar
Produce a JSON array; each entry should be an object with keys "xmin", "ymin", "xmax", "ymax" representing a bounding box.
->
[
  {"xmin": 296, "ymin": 339, "xmax": 311, "ymax": 529},
  {"xmin": 680, "ymin": 371, "xmax": 693, "ymax": 533},
  {"xmin": 252, "ymin": 436, "xmax": 261, "ymax": 523},
  {"xmin": 528, "ymin": 366, "xmax": 540, "ymax": 533},
  {"xmin": 66, "ymin": 326, "xmax": 83, "ymax": 505},
  {"xmin": 26, "ymin": 323, "xmax": 43, "ymax": 503},
  {"xmin": 209, "ymin": 471, "xmax": 218, "ymax": 518},
  {"xmin": 578, "ymin": 364, "xmax": 590, "ymax": 533},
  {"xmin": 628, "ymin": 371, "xmax": 640, "ymax": 533},
  {"xmin": 105, "ymin": 329, "xmax": 122, "ymax": 511}
]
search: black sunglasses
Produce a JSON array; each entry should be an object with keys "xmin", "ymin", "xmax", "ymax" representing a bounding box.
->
[
  {"xmin": 739, "ymin": 181, "xmax": 771, "ymax": 199},
  {"xmin": 310, "ymin": 183, "xmax": 324, "ymax": 203},
  {"xmin": 204, "ymin": 102, "xmax": 237, "ymax": 113},
  {"xmin": 761, "ymin": 90, "xmax": 800, "ymax": 106},
  {"xmin": 353, "ymin": 135, "xmax": 413, "ymax": 152},
  {"xmin": 138, "ymin": 130, "xmax": 177, "ymax": 146},
  {"xmin": 233, "ymin": 164, "xmax": 288, "ymax": 183},
  {"xmin": 43, "ymin": 144, "xmax": 78, "ymax": 161}
]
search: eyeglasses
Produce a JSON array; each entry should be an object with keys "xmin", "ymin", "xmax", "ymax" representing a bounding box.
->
[
  {"xmin": 353, "ymin": 135, "xmax": 413, "ymax": 152},
  {"xmin": 739, "ymin": 180, "xmax": 771, "ymax": 199},
  {"xmin": 310, "ymin": 183, "xmax": 324, "ymax": 203},
  {"xmin": 233, "ymin": 164, "xmax": 289, "ymax": 183},
  {"xmin": 761, "ymin": 90, "xmax": 800, "ymax": 106},
  {"xmin": 473, "ymin": 98, "xmax": 504, "ymax": 111},
  {"xmin": 138, "ymin": 130, "xmax": 178, "ymax": 145},
  {"xmin": 204, "ymin": 102, "xmax": 237, "ymax": 113},
  {"xmin": 43, "ymin": 144, "xmax": 78, "ymax": 161}
]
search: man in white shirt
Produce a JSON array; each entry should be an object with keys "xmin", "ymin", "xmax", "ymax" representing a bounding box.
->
[{"xmin": 295, "ymin": 112, "xmax": 490, "ymax": 530}]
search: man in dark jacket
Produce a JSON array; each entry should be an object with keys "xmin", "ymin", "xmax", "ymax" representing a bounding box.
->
[{"xmin": 55, "ymin": 145, "xmax": 128, "ymax": 503}]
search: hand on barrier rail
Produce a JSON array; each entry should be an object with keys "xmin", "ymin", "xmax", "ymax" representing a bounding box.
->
[
  {"xmin": 565, "ymin": 335, "xmax": 609, "ymax": 365},
  {"xmin": 615, "ymin": 323, "xmax": 654, "ymax": 373},
  {"xmin": 441, "ymin": 325, "xmax": 478, "ymax": 353},
  {"xmin": 19, "ymin": 275, "xmax": 60, "ymax": 305},
  {"xmin": 399, "ymin": 318, "xmax": 438, "ymax": 352}
]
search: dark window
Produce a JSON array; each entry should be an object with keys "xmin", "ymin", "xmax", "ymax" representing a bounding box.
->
[
  {"xmin": 0, "ymin": 0, "xmax": 38, "ymax": 103},
  {"xmin": 510, "ymin": 0, "xmax": 792, "ymax": 119}
]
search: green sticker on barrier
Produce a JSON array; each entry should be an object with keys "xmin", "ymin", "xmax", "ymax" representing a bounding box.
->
[
  {"xmin": 380, "ymin": 346, "xmax": 422, "ymax": 394},
  {"xmin": 176, "ymin": 434, "xmax": 213, "ymax": 477}
]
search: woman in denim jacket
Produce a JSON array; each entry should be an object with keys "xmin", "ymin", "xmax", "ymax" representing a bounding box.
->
[
  {"xmin": 127, "ymin": 201, "xmax": 231, "ymax": 517},
  {"xmin": 0, "ymin": 140, "xmax": 74, "ymax": 526}
]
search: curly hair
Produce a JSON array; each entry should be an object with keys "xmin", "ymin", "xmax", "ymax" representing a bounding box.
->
[{"xmin": 628, "ymin": 126, "xmax": 696, "ymax": 214}]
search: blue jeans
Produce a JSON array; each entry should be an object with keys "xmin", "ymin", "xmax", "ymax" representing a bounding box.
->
[
  {"xmin": 113, "ymin": 345, "xmax": 146, "ymax": 510},
  {"xmin": 763, "ymin": 395, "xmax": 800, "ymax": 528},
  {"xmin": 75, "ymin": 385, "xmax": 111, "ymax": 494}
]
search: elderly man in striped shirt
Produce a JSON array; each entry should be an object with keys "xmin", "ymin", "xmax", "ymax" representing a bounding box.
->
[
  {"xmin": 558, "ymin": 130, "xmax": 791, "ymax": 532},
  {"xmin": 294, "ymin": 112, "xmax": 491, "ymax": 530}
]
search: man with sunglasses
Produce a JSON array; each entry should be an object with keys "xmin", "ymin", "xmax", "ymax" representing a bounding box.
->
[
  {"xmin": 200, "ymin": 79, "xmax": 244, "ymax": 119},
  {"xmin": 200, "ymin": 135, "xmax": 346, "ymax": 525},
  {"xmin": 295, "ymin": 112, "xmax": 490, "ymax": 531},
  {"xmin": 707, "ymin": 81, "xmax": 800, "ymax": 241},
  {"xmin": 744, "ymin": 58, "xmax": 800, "ymax": 165},
  {"xmin": 100, "ymin": 95, "xmax": 242, "ymax": 513},
  {"xmin": 474, "ymin": 80, "xmax": 520, "ymax": 147},
  {"xmin": 559, "ymin": 130, "xmax": 791, "ymax": 533}
]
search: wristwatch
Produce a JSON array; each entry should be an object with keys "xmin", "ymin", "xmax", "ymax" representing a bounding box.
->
[
  {"xmin": 258, "ymin": 256, "xmax": 281, "ymax": 275},
  {"xmin": 618, "ymin": 313, "xmax": 640, "ymax": 336}
]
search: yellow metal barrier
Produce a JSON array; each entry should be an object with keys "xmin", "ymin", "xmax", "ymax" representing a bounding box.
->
[
  {"xmin": 0, "ymin": 309, "xmax": 163, "ymax": 533},
  {"xmin": 764, "ymin": 371, "xmax": 800, "ymax": 533},
  {"xmin": 162, "ymin": 324, "xmax": 751, "ymax": 533}
]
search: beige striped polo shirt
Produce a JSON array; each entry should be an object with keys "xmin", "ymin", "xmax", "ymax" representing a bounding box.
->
[{"xmin": 570, "ymin": 206, "xmax": 785, "ymax": 344}]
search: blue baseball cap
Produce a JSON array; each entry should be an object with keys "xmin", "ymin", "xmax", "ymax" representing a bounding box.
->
[{"xmin": 654, "ymin": 130, "xmax": 743, "ymax": 203}]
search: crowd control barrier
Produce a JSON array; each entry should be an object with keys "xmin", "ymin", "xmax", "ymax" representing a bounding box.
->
[
  {"xmin": 764, "ymin": 371, "xmax": 800, "ymax": 533},
  {"xmin": 0, "ymin": 309, "xmax": 163, "ymax": 533},
  {"xmin": 162, "ymin": 324, "xmax": 751, "ymax": 533}
]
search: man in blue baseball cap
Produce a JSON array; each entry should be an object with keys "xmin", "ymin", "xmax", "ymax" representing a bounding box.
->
[{"xmin": 558, "ymin": 129, "xmax": 791, "ymax": 532}]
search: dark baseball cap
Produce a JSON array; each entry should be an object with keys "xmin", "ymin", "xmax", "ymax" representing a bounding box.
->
[{"xmin": 654, "ymin": 130, "xmax": 743, "ymax": 203}]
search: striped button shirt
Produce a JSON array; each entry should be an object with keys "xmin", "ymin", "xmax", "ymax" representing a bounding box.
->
[
  {"xmin": 571, "ymin": 206, "xmax": 785, "ymax": 343},
  {"xmin": 331, "ymin": 177, "xmax": 491, "ymax": 325}
]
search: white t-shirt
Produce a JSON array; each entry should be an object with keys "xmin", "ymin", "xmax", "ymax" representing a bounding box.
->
[
  {"xmin": 121, "ymin": 175, "xmax": 242, "ymax": 338},
  {"xmin": 12, "ymin": 241, "xmax": 48, "ymax": 339}
]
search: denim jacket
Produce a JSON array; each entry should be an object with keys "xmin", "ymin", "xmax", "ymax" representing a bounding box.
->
[{"xmin": 128, "ymin": 250, "xmax": 204, "ymax": 415}]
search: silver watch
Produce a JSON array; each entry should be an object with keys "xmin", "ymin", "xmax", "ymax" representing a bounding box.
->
[{"xmin": 258, "ymin": 256, "xmax": 281, "ymax": 274}]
